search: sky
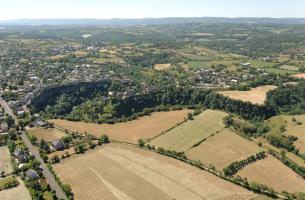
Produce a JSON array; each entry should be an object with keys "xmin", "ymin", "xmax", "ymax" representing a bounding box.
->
[{"xmin": 0, "ymin": 0, "xmax": 305, "ymax": 20}]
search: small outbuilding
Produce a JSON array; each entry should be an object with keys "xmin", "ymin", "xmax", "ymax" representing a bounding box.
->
[{"xmin": 52, "ymin": 139, "xmax": 65, "ymax": 151}]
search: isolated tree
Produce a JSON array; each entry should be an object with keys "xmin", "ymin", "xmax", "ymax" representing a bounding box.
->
[
  {"xmin": 88, "ymin": 139, "xmax": 95, "ymax": 149},
  {"xmin": 51, "ymin": 155, "xmax": 60, "ymax": 164},
  {"xmin": 98, "ymin": 135, "xmax": 109, "ymax": 145},
  {"xmin": 62, "ymin": 183, "xmax": 72, "ymax": 196},
  {"xmin": 223, "ymin": 115, "xmax": 234, "ymax": 127},
  {"xmin": 137, "ymin": 139, "xmax": 145, "ymax": 148},
  {"xmin": 187, "ymin": 113, "xmax": 194, "ymax": 120}
]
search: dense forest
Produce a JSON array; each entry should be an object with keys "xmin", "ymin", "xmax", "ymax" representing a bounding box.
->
[
  {"xmin": 32, "ymin": 82, "xmax": 276, "ymax": 123},
  {"xmin": 266, "ymin": 82, "xmax": 305, "ymax": 114},
  {"xmin": 30, "ymin": 80, "xmax": 112, "ymax": 113}
]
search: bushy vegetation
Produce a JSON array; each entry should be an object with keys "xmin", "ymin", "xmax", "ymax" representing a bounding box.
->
[
  {"xmin": 0, "ymin": 176, "xmax": 19, "ymax": 191},
  {"xmin": 223, "ymin": 115, "xmax": 270, "ymax": 137},
  {"xmin": 266, "ymin": 134, "xmax": 297, "ymax": 152}
]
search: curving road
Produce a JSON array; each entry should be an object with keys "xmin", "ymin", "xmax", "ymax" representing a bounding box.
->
[{"xmin": 0, "ymin": 96, "xmax": 67, "ymax": 200}]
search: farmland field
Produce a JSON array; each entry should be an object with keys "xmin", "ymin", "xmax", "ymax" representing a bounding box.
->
[
  {"xmin": 253, "ymin": 136, "xmax": 305, "ymax": 168},
  {"xmin": 279, "ymin": 65, "xmax": 298, "ymax": 71},
  {"xmin": 149, "ymin": 110, "xmax": 228, "ymax": 152},
  {"xmin": 291, "ymin": 73, "xmax": 305, "ymax": 79},
  {"xmin": 0, "ymin": 177, "xmax": 31, "ymax": 200},
  {"xmin": 0, "ymin": 146, "xmax": 13, "ymax": 175},
  {"xmin": 186, "ymin": 128, "xmax": 262, "ymax": 170},
  {"xmin": 50, "ymin": 110, "xmax": 191, "ymax": 144},
  {"xmin": 154, "ymin": 63, "xmax": 171, "ymax": 70},
  {"xmin": 248, "ymin": 60, "xmax": 275, "ymax": 68},
  {"xmin": 53, "ymin": 144, "xmax": 256, "ymax": 200},
  {"xmin": 218, "ymin": 85, "xmax": 277, "ymax": 105},
  {"xmin": 237, "ymin": 155, "xmax": 305, "ymax": 193},
  {"xmin": 27, "ymin": 127, "xmax": 67, "ymax": 142}
]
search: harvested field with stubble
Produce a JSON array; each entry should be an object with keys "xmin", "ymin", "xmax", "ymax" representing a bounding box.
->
[
  {"xmin": 237, "ymin": 155, "xmax": 305, "ymax": 193},
  {"xmin": 149, "ymin": 110, "xmax": 228, "ymax": 152},
  {"xmin": 0, "ymin": 177, "xmax": 31, "ymax": 200},
  {"xmin": 50, "ymin": 110, "xmax": 191, "ymax": 144},
  {"xmin": 0, "ymin": 146, "xmax": 13, "ymax": 175},
  {"xmin": 186, "ymin": 128, "xmax": 262, "ymax": 170},
  {"xmin": 27, "ymin": 127, "xmax": 67, "ymax": 142},
  {"xmin": 218, "ymin": 85, "xmax": 277, "ymax": 105},
  {"xmin": 154, "ymin": 63, "xmax": 171, "ymax": 70},
  {"xmin": 53, "ymin": 144, "xmax": 256, "ymax": 200}
]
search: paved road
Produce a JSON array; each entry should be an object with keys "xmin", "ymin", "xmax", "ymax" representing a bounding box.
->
[
  {"xmin": 0, "ymin": 97, "xmax": 67, "ymax": 199},
  {"xmin": 0, "ymin": 97, "xmax": 17, "ymax": 121}
]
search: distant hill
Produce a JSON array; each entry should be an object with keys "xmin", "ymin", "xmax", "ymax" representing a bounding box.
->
[{"xmin": 1, "ymin": 17, "xmax": 305, "ymax": 26}]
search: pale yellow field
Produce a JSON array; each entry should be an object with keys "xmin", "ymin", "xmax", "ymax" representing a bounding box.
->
[
  {"xmin": 53, "ymin": 144, "xmax": 256, "ymax": 200},
  {"xmin": 154, "ymin": 63, "xmax": 171, "ymax": 71},
  {"xmin": 291, "ymin": 73, "xmax": 305, "ymax": 79},
  {"xmin": 0, "ymin": 177, "xmax": 31, "ymax": 200},
  {"xmin": 50, "ymin": 110, "xmax": 191, "ymax": 144},
  {"xmin": 48, "ymin": 54, "xmax": 66, "ymax": 60},
  {"xmin": 0, "ymin": 146, "xmax": 13, "ymax": 175},
  {"xmin": 149, "ymin": 110, "xmax": 228, "ymax": 152},
  {"xmin": 237, "ymin": 155, "xmax": 305, "ymax": 193},
  {"xmin": 72, "ymin": 50, "xmax": 87, "ymax": 57},
  {"xmin": 218, "ymin": 85, "xmax": 277, "ymax": 105},
  {"xmin": 27, "ymin": 127, "xmax": 67, "ymax": 142},
  {"xmin": 186, "ymin": 129, "xmax": 262, "ymax": 170},
  {"xmin": 279, "ymin": 65, "xmax": 298, "ymax": 71}
]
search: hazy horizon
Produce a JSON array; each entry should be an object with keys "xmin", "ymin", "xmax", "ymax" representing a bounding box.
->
[{"xmin": 0, "ymin": 0, "xmax": 305, "ymax": 20}]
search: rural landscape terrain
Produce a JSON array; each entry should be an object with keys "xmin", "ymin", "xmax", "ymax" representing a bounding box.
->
[{"xmin": 1, "ymin": 16, "xmax": 305, "ymax": 200}]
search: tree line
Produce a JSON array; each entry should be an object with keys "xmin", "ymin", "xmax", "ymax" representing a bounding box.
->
[
  {"xmin": 31, "ymin": 82, "xmax": 277, "ymax": 123},
  {"xmin": 223, "ymin": 152, "xmax": 267, "ymax": 176}
]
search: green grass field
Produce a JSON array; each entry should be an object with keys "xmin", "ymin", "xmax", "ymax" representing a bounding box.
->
[
  {"xmin": 248, "ymin": 60, "xmax": 276, "ymax": 68},
  {"xmin": 149, "ymin": 110, "xmax": 228, "ymax": 152},
  {"xmin": 265, "ymin": 67, "xmax": 297, "ymax": 75}
]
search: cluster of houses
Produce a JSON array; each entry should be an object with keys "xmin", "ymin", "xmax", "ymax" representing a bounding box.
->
[
  {"xmin": 194, "ymin": 63, "xmax": 269, "ymax": 89},
  {"xmin": 12, "ymin": 138, "xmax": 65, "ymax": 180},
  {"xmin": 13, "ymin": 148, "xmax": 40, "ymax": 180},
  {"xmin": 1, "ymin": 45, "xmax": 144, "ymax": 113}
]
